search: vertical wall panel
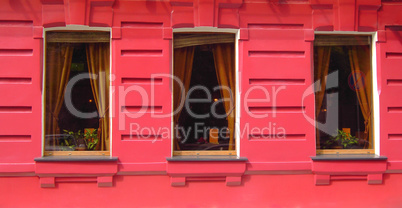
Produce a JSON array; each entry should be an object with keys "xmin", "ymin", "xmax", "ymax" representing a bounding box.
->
[
  {"xmin": 379, "ymin": 26, "xmax": 402, "ymax": 161},
  {"xmin": 239, "ymin": 22, "xmax": 315, "ymax": 162},
  {"xmin": 0, "ymin": 22, "xmax": 42, "ymax": 162},
  {"xmin": 112, "ymin": 22, "xmax": 171, "ymax": 163}
]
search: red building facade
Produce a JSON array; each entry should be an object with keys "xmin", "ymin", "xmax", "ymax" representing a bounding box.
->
[{"xmin": 0, "ymin": 0, "xmax": 402, "ymax": 207}]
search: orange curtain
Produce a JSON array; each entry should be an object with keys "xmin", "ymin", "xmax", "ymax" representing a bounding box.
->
[
  {"xmin": 213, "ymin": 43, "xmax": 235, "ymax": 150},
  {"xmin": 349, "ymin": 45, "xmax": 372, "ymax": 146},
  {"xmin": 45, "ymin": 43, "xmax": 74, "ymax": 144},
  {"xmin": 314, "ymin": 46, "xmax": 332, "ymax": 117},
  {"xmin": 314, "ymin": 46, "xmax": 331, "ymax": 148},
  {"xmin": 86, "ymin": 43, "xmax": 110, "ymax": 151},
  {"xmin": 173, "ymin": 46, "xmax": 195, "ymax": 150}
]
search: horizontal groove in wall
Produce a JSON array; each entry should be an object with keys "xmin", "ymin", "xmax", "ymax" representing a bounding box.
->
[
  {"xmin": 0, "ymin": 135, "xmax": 31, "ymax": 142},
  {"xmin": 249, "ymin": 106, "xmax": 305, "ymax": 113},
  {"xmin": 249, "ymin": 134, "xmax": 306, "ymax": 141},
  {"xmin": 0, "ymin": 77, "xmax": 32, "ymax": 84},
  {"xmin": 311, "ymin": 4, "xmax": 333, "ymax": 10},
  {"xmin": 388, "ymin": 107, "xmax": 402, "ymax": 113},
  {"xmin": 186, "ymin": 177, "xmax": 226, "ymax": 182},
  {"xmin": 331, "ymin": 175, "xmax": 367, "ymax": 180},
  {"xmin": 121, "ymin": 22, "xmax": 163, "ymax": 28},
  {"xmin": 121, "ymin": 77, "xmax": 163, "ymax": 84},
  {"xmin": 249, "ymin": 78, "xmax": 305, "ymax": 85},
  {"xmin": 386, "ymin": 52, "xmax": 402, "ymax": 59},
  {"xmin": 388, "ymin": 134, "xmax": 402, "ymax": 140},
  {"xmin": 248, "ymin": 50, "xmax": 305, "ymax": 58},
  {"xmin": 0, "ymin": 20, "xmax": 33, "ymax": 27},
  {"xmin": 0, "ymin": 106, "xmax": 32, "ymax": 113},
  {"xmin": 122, "ymin": 106, "xmax": 163, "ymax": 113},
  {"xmin": 245, "ymin": 162, "xmax": 312, "ymax": 172},
  {"xmin": 56, "ymin": 177, "xmax": 97, "ymax": 183},
  {"xmin": 385, "ymin": 26, "xmax": 402, "ymax": 31},
  {"xmin": 0, "ymin": 49, "xmax": 33, "ymax": 56},
  {"xmin": 387, "ymin": 79, "xmax": 402, "ymax": 86},
  {"xmin": 170, "ymin": 2, "xmax": 193, "ymax": 7},
  {"xmin": 248, "ymin": 23, "xmax": 303, "ymax": 30},
  {"xmin": 121, "ymin": 134, "xmax": 163, "ymax": 141},
  {"xmin": 359, "ymin": 5, "xmax": 382, "ymax": 10},
  {"xmin": 121, "ymin": 49, "xmax": 163, "ymax": 57}
]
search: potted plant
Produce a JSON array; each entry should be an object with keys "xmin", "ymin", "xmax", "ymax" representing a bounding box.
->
[
  {"xmin": 84, "ymin": 129, "xmax": 98, "ymax": 150},
  {"xmin": 323, "ymin": 129, "xmax": 359, "ymax": 149},
  {"xmin": 63, "ymin": 129, "xmax": 87, "ymax": 151},
  {"xmin": 59, "ymin": 133, "xmax": 76, "ymax": 151},
  {"xmin": 63, "ymin": 129, "xmax": 99, "ymax": 151}
]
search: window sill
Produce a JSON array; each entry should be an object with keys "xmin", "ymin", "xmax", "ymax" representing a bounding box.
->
[
  {"xmin": 44, "ymin": 151, "xmax": 110, "ymax": 156},
  {"xmin": 34, "ymin": 156, "xmax": 118, "ymax": 188},
  {"xmin": 316, "ymin": 149, "xmax": 375, "ymax": 154},
  {"xmin": 311, "ymin": 154, "xmax": 387, "ymax": 185},
  {"xmin": 167, "ymin": 155, "xmax": 247, "ymax": 162},
  {"xmin": 311, "ymin": 154, "xmax": 387, "ymax": 161},
  {"xmin": 34, "ymin": 156, "xmax": 118, "ymax": 162},
  {"xmin": 172, "ymin": 150, "xmax": 237, "ymax": 156},
  {"xmin": 166, "ymin": 156, "xmax": 248, "ymax": 186}
]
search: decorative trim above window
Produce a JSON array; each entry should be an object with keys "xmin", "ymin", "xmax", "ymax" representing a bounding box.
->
[
  {"xmin": 314, "ymin": 35, "xmax": 371, "ymax": 46},
  {"xmin": 174, "ymin": 33, "xmax": 235, "ymax": 48},
  {"xmin": 46, "ymin": 31, "xmax": 110, "ymax": 43}
]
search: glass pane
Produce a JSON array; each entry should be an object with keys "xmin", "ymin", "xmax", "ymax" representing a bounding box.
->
[
  {"xmin": 315, "ymin": 42, "xmax": 372, "ymax": 150},
  {"xmin": 173, "ymin": 38, "xmax": 236, "ymax": 152},
  {"xmin": 44, "ymin": 41, "xmax": 109, "ymax": 152}
]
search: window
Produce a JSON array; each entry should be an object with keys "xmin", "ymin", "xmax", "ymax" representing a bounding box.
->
[
  {"xmin": 173, "ymin": 33, "xmax": 236, "ymax": 156},
  {"xmin": 314, "ymin": 35, "xmax": 374, "ymax": 154},
  {"xmin": 44, "ymin": 31, "xmax": 110, "ymax": 156}
]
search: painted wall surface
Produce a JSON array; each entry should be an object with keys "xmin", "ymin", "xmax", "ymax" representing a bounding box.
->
[
  {"xmin": 2, "ymin": 174, "xmax": 402, "ymax": 207},
  {"xmin": 0, "ymin": 0, "xmax": 401, "ymax": 207}
]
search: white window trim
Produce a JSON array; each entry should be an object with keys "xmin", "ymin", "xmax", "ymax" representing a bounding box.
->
[
  {"xmin": 171, "ymin": 27, "xmax": 240, "ymax": 156},
  {"xmin": 42, "ymin": 25, "xmax": 112, "ymax": 156},
  {"xmin": 314, "ymin": 31, "xmax": 379, "ymax": 155}
]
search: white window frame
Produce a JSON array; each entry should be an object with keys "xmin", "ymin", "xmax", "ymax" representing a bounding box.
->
[{"xmin": 42, "ymin": 25, "xmax": 112, "ymax": 156}]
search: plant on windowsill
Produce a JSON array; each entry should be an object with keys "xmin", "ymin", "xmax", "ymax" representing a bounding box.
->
[
  {"xmin": 63, "ymin": 129, "xmax": 86, "ymax": 151},
  {"xmin": 84, "ymin": 129, "xmax": 98, "ymax": 150},
  {"xmin": 322, "ymin": 129, "xmax": 359, "ymax": 149},
  {"xmin": 63, "ymin": 129, "xmax": 98, "ymax": 151},
  {"xmin": 59, "ymin": 133, "xmax": 76, "ymax": 151}
]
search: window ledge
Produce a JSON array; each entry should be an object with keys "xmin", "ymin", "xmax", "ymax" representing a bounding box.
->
[
  {"xmin": 311, "ymin": 154, "xmax": 388, "ymax": 185},
  {"xmin": 166, "ymin": 155, "xmax": 248, "ymax": 162},
  {"xmin": 311, "ymin": 154, "xmax": 387, "ymax": 161},
  {"xmin": 166, "ymin": 156, "xmax": 248, "ymax": 186},
  {"xmin": 35, "ymin": 156, "xmax": 118, "ymax": 188},
  {"xmin": 34, "ymin": 156, "xmax": 118, "ymax": 162}
]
